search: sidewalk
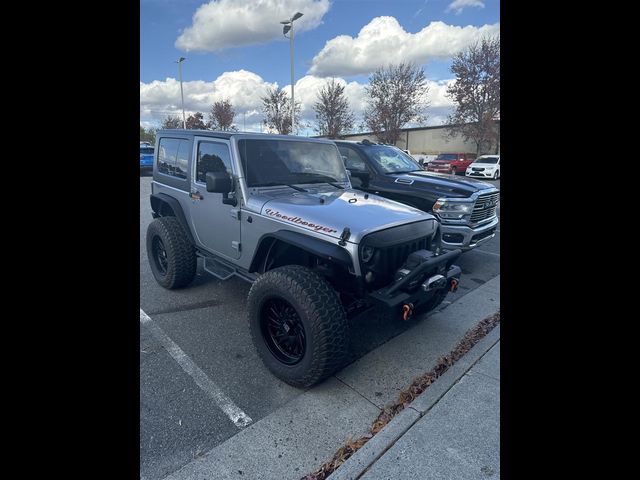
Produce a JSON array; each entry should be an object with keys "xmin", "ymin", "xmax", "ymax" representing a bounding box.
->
[
  {"xmin": 330, "ymin": 330, "xmax": 500, "ymax": 480},
  {"xmin": 163, "ymin": 276, "xmax": 500, "ymax": 480}
]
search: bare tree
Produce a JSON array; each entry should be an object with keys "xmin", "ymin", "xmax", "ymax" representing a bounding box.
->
[
  {"xmin": 185, "ymin": 112, "xmax": 207, "ymax": 130},
  {"xmin": 363, "ymin": 62, "xmax": 429, "ymax": 145},
  {"xmin": 446, "ymin": 36, "xmax": 500, "ymax": 155},
  {"xmin": 313, "ymin": 79, "xmax": 355, "ymax": 138},
  {"xmin": 261, "ymin": 87, "xmax": 301, "ymax": 135},
  {"xmin": 209, "ymin": 99, "xmax": 237, "ymax": 131},
  {"xmin": 161, "ymin": 115, "xmax": 182, "ymax": 129}
]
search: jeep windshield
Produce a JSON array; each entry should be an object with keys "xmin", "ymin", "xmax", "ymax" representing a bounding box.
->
[
  {"xmin": 238, "ymin": 139, "xmax": 349, "ymax": 188},
  {"xmin": 362, "ymin": 145, "xmax": 422, "ymax": 174}
]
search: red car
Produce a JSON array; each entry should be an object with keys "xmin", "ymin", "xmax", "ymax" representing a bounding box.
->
[{"xmin": 426, "ymin": 153, "xmax": 477, "ymax": 175}]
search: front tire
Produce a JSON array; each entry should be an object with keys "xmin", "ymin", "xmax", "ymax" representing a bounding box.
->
[
  {"xmin": 247, "ymin": 265, "xmax": 348, "ymax": 388},
  {"xmin": 450, "ymin": 166, "xmax": 457, "ymax": 175},
  {"xmin": 146, "ymin": 216, "xmax": 196, "ymax": 289},
  {"xmin": 493, "ymin": 170, "xmax": 499, "ymax": 180}
]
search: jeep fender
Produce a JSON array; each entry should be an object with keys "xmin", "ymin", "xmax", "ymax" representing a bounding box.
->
[
  {"xmin": 150, "ymin": 193, "xmax": 195, "ymax": 245},
  {"xmin": 249, "ymin": 230, "xmax": 353, "ymax": 273}
]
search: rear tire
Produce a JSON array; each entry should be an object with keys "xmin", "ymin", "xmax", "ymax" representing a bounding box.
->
[
  {"xmin": 247, "ymin": 265, "xmax": 348, "ymax": 388},
  {"xmin": 146, "ymin": 216, "xmax": 196, "ymax": 289}
]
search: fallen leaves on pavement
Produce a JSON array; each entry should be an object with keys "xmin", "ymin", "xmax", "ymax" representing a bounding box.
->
[{"xmin": 301, "ymin": 310, "xmax": 500, "ymax": 480}]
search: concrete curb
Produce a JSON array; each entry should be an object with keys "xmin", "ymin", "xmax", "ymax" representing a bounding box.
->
[{"xmin": 328, "ymin": 325, "xmax": 500, "ymax": 480}]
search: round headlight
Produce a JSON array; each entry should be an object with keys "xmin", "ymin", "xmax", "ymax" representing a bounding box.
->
[{"xmin": 361, "ymin": 246, "xmax": 375, "ymax": 263}]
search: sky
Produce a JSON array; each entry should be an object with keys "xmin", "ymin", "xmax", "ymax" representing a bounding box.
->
[{"xmin": 140, "ymin": 0, "xmax": 500, "ymax": 135}]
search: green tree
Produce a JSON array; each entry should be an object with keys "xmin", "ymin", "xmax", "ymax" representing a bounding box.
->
[{"xmin": 161, "ymin": 115, "xmax": 182, "ymax": 129}]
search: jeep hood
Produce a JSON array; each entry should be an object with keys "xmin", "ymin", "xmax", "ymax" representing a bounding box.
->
[
  {"xmin": 388, "ymin": 170, "xmax": 493, "ymax": 198},
  {"xmin": 257, "ymin": 188, "xmax": 436, "ymax": 244}
]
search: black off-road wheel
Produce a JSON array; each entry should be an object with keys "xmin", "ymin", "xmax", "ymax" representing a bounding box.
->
[
  {"xmin": 146, "ymin": 216, "xmax": 196, "ymax": 289},
  {"xmin": 247, "ymin": 265, "xmax": 348, "ymax": 388}
]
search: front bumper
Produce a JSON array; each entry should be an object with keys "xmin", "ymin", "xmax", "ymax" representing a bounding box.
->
[
  {"xmin": 440, "ymin": 216, "xmax": 498, "ymax": 251},
  {"xmin": 367, "ymin": 249, "xmax": 462, "ymax": 309},
  {"xmin": 466, "ymin": 170, "xmax": 496, "ymax": 178}
]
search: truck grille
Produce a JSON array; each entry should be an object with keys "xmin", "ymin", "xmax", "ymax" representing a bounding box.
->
[
  {"xmin": 380, "ymin": 237, "xmax": 430, "ymax": 274},
  {"xmin": 470, "ymin": 191, "xmax": 500, "ymax": 224}
]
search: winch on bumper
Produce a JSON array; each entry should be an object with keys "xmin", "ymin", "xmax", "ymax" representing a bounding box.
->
[{"xmin": 367, "ymin": 248, "xmax": 462, "ymax": 311}]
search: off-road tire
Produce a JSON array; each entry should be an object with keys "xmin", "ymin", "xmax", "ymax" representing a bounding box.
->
[
  {"xmin": 247, "ymin": 265, "xmax": 348, "ymax": 388},
  {"xmin": 146, "ymin": 216, "xmax": 196, "ymax": 289}
]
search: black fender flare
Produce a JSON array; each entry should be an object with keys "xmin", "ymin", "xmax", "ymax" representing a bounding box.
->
[
  {"xmin": 249, "ymin": 230, "xmax": 353, "ymax": 273},
  {"xmin": 150, "ymin": 193, "xmax": 195, "ymax": 245}
]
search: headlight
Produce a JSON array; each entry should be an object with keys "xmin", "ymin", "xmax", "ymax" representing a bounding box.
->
[
  {"xmin": 432, "ymin": 199, "xmax": 474, "ymax": 219},
  {"xmin": 361, "ymin": 246, "xmax": 375, "ymax": 263}
]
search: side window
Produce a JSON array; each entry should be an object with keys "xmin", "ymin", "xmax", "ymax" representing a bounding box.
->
[
  {"xmin": 338, "ymin": 146, "xmax": 367, "ymax": 171},
  {"xmin": 196, "ymin": 142, "xmax": 233, "ymax": 184},
  {"xmin": 157, "ymin": 138, "xmax": 180, "ymax": 176},
  {"xmin": 175, "ymin": 140, "xmax": 189, "ymax": 179}
]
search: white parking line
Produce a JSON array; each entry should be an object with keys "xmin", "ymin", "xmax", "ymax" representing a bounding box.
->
[
  {"xmin": 140, "ymin": 309, "xmax": 253, "ymax": 428},
  {"xmin": 474, "ymin": 249, "xmax": 501, "ymax": 258}
]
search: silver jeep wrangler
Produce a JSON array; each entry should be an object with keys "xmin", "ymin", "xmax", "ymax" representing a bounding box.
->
[{"xmin": 146, "ymin": 130, "xmax": 462, "ymax": 387}]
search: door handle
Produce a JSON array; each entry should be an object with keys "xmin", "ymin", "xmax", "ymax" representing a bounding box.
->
[{"xmin": 190, "ymin": 191, "xmax": 203, "ymax": 200}]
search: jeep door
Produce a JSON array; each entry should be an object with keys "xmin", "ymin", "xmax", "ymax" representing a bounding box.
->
[{"xmin": 189, "ymin": 138, "xmax": 241, "ymax": 260}]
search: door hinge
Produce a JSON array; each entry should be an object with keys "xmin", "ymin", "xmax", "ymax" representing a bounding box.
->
[{"xmin": 232, "ymin": 241, "xmax": 241, "ymax": 252}]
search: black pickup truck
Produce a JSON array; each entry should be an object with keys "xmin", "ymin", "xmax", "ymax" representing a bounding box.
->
[{"xmin": 335, "ymin": 140, "xmax": 499, "ymax": 251}]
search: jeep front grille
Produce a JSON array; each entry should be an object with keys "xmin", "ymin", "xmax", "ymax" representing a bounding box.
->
[
  {"xmin": 380, "ymin": 238, "xmax": 430, "ymax": 274},
  {"xmin": 470, "ymin": 191, "xmax": 500, "ymax": 224}
]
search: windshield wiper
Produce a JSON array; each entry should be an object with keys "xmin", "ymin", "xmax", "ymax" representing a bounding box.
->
[
  {"xmin": 254, "ymin": 182, "xmax": 308, "ymax": 192},
  {"xmin": 294, "ymin": 173, "xmax": 345, "ymax": 189}
]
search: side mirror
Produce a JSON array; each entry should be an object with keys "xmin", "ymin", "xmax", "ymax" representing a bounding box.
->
[
  {"xmin": 349, "ymin": 170, "xmax": 370, "ymax": 186},
  {"xmin": 206, "ymin": 171, "xmax": 232, "ymax": 193}
]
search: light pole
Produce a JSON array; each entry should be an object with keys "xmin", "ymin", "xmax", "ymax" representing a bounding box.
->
[
  {"xmin": 281, "ymin": 12, "xmax": 303, "ymax": 135},
  {"xmin": 176, "ymin": 57, "xmax": 186, "ymax": 129}
]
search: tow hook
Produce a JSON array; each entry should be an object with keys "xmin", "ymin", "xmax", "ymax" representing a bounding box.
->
[
  {"xmin": 450, "ymin": 278, "xmax": 460, "ymax": 292},
  {"xmin": 402, "ymin": 303, "xmax": 414, "ymax": 321}
]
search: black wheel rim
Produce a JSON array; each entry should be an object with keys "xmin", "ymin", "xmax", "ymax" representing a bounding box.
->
[
  {"xmin": 260, "ymin": 298, "xmax": 306, "ymax": 365},
  {"xmin": 152, "ymin": 237, "xmax": 168, "ymax": 275}
]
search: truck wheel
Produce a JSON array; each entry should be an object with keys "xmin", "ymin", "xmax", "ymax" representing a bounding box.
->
[
  {"xmin": 146, "ymin": 216, "xmax": 196, "ymax": 289},
  {"xmin": 247, "ymin": 265, "xmax": 348, "ymax": 388},
  {"xmin": 450, "ymin": 167, "xmax": 457, "ymax": 175}
]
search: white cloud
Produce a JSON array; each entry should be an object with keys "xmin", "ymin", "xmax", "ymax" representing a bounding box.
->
[
  {"xmin": 140, "ymin": 70, "xmax": 277, "ymax": 130},
  {"xmin": 308, "ymin": 16, "xmax": 499, "ymax": 77},
  {"xmin": 176, "ymin": 0, "xmax": 330, "ymax": 52},
  {"xmin": 446, "ymin": 0, "xmax": 485, "ymax": 15},
  {"xmin": 140, "ymin": 70, "xmax": 457, "ymax": 132}
]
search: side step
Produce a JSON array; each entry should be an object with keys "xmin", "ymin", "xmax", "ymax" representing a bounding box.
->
[
  {"xmin": 198, "ymin": 253, "xmax": 258, "ymax": 284},
  {"xmin": 204, "ymin": 257, "xmax": 234, "ymax": 280}
]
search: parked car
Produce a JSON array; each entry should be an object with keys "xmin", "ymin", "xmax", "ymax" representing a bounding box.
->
[
  {"xmin": 140, "ymin": 145, "xmax": 154, "ymax": 174},
  {"xmin": 466, "ymin": 155, "xmax": 500, "ymax": 180},
  {"xmin": 334, "ymin": 140, "xmax": 499, "ymax": 252},
  {"xmin": 146, "ymin": 130, "xmax": 462, "ymax": 387},
  {"xmin": 426, "ymin": 152, "xmax": 477, "ymax": 176},
  {"xmin": 413, "ymin": 154, "xmax": 437, "ymax": 168}
]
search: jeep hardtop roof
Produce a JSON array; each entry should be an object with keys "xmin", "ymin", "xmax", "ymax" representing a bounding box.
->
[{"xmin": 156, "ymin": 129, "xmax": 337, "ymax": 145}]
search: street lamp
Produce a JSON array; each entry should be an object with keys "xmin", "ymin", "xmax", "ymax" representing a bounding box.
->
[
  {"xmin": 175, "ymin": 57, "xmax": 186, "ymax": 129},
  {"xmin": 281, "ymin": 12, "xmax": 303, "ymax": 134}
]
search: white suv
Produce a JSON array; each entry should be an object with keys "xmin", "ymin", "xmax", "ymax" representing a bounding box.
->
[{"xmin": 466, "ymin": 155, "xmax": 500, "ymax": 180}]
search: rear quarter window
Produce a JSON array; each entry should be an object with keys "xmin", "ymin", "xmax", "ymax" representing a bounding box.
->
[{"xmin": 158, "ymin": 138, "xmax": 188, "ymax": 179}]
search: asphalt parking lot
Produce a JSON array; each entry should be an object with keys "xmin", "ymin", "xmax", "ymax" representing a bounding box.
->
[{"xmin": 140, "ymin": 175, "xmax": 500, "ymax": 480}]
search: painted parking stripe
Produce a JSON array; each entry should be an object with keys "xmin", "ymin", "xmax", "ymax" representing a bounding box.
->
[
  {"xmin": 140, "ymin": 309, "xmax": 253, "ymax": 428},
  {"xmin": 474, "ymin": 249, "xmax": 501, "ymax": 258}
]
